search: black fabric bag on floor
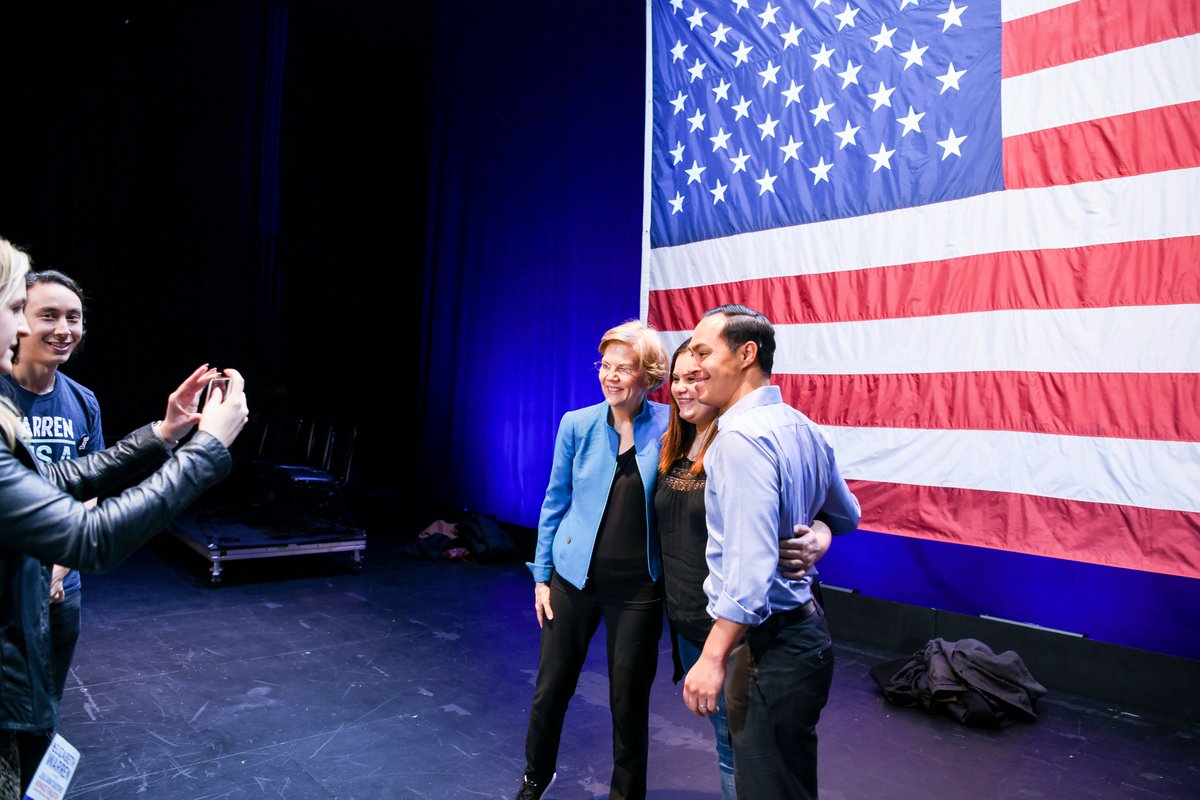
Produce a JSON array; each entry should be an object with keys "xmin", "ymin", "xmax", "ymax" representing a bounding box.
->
[
  {"xmin": 456, "ymin": 512, "xmax": 517, "ymax": 562},
  {"xmin": 870, "ymin": 637, "xmax": 1048, "ymax": 728}
]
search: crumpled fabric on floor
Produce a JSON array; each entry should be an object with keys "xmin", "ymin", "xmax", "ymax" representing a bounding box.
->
[{"xmin": 870, "ymin": 637, "xmax": 1048, "ymax": 727}]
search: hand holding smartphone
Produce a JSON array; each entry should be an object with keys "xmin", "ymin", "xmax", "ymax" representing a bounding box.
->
[{"xmin": 199, "ymin": 376, "xmax": 231, "ymax": 412}]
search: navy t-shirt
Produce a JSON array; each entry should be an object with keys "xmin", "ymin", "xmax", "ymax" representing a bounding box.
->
[{"xmin": 1, "ymin": 372, "xmax": 105, "ymax": 595}]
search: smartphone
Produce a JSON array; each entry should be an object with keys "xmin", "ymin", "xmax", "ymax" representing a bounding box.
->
[{"xmin": 199, "ymin": 377, "xmax": 231, "ymax": 411}]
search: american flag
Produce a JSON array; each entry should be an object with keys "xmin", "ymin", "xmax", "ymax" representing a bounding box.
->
[{"xmin": 643, "ymin": 0, "xmax": 1200, "ymax": 579}]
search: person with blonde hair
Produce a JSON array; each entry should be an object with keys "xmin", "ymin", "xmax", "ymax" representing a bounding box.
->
[
  {"xmin": 0, "ymin": 237, "xmax": 249, "ymax": 798},
  {"xmin": 2, "ymin": 268, "xmax": 105, "ymax": 787},
  {"xmin": 515, "ymin": 319, "xmax": 670, "ymax": 800}
]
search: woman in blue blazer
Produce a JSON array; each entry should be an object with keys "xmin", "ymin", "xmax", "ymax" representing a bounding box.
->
[{"xmin": 516, "ymin": 319, "xmax": 670, "ymax": 800}]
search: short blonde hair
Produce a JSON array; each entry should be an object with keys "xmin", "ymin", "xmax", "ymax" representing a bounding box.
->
[
  {"xmin": 0, "ymin": 238, "xmax": 31, "ymax": 448},
  {"xmin": 598, "ymin": 319, "xmax": 669, "ymax": 393}
]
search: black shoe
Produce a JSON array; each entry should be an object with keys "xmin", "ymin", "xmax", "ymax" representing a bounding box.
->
[{"xmin": 514, "ymin": 772, "xmax": 556, "ymax": 800}]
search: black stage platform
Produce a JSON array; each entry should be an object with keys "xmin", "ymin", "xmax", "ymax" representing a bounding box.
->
[
  {"xmin": 169, "ymin": 504, "xmax": 366, "ymax": 585},
  {"xmin": 55, "ymin": 531, "xmax": 1199, "ymax": 799}
]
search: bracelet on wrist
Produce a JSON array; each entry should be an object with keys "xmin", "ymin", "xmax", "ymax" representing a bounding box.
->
[{"xmin": 152, "ymin": 421, "xmax": 180, "ymax": 448}]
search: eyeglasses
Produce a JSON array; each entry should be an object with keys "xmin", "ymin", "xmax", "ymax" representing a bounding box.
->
[{"xmin": 594, "ymin": 360, "xmax": 637, "ymax": 378}]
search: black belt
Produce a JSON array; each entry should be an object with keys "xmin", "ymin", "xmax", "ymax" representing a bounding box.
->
[
  {"xmin": 774, "ymin": 598, "xmax": 819, "ymax": 626},
  {"xmin": 752, "ymin": 599, "xmax": 819, "ymax": 638}
]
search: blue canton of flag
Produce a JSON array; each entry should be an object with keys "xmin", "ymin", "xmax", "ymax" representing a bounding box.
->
[{"xmin": 650, "ymin": 0, "xmax": 1002, "ymax": 249}]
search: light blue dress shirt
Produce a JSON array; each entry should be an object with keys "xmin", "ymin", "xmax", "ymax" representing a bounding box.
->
[{"xmin": 703, "ymin": 385, "xmax": 861, "ymax": 626}]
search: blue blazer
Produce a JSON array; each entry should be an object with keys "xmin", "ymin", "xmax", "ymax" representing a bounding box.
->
[{"xmin": 527, "ymin": 398, "xmax": 670, "ymax": 590}]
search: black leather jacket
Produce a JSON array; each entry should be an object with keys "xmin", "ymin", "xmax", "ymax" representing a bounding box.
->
[{"xmin": 0, "ymin": 423, "xmax": 231, "ymax": 731}]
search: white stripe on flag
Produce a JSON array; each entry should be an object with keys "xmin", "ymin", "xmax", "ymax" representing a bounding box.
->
[
  {"xmin": 648, "ymin": 167, "xmax": 1200, "ymax": 290},
  {"xmin": 1002, "ymin": 33, "xmax": 1200, "ymax": 137},
  {"xmin": 1001, "ymin": 0, "xmax": 1082, "ymax": 23},
  {"xmin": 659, "ymin": 303, "xmax": 1200, "ymax": 375},
  {"xmin": 768, "ymin": 304, "xmax": 1200, "ymax": 375},
  {"xmin": 822, "ymin": 425, "xmax": 1200, "ymax": 514}
]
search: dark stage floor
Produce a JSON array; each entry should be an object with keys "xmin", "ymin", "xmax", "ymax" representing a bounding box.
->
[{"xmin": 53, "ymin": 527, "xmax": 1199, "ymax": 799}]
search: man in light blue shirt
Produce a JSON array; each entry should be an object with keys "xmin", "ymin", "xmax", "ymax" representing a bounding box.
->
[{"xmin": 682, "ymin": 304, "xmax": 860, "ymax": 800}]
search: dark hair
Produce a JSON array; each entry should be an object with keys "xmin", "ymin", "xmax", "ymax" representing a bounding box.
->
[
  {"xmin": 27, "ymin": 269, "xmax": 87, "ymax": 311},
  {"xmin": 702, "ymin": 303, "xmax": 775, "ymax": 375},
  {"xmin": 652, "ymin": 338, "xmax": 705, "ymax": 474},
  {"xmin": 20, "ymin": 269, "xmax": 89, "ymax": 362}
]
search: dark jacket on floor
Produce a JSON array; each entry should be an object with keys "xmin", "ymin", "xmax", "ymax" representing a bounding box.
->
[{"xmin": 870, "ymin": 637, "xmax": 1048, "ymax": 727}]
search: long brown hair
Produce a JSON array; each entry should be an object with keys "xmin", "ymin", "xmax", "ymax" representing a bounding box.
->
[{"xmin": 658, "ymin": 338, "xmax": 714, "ymax": 476}]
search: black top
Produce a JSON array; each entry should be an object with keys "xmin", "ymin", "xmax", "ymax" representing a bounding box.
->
[
  {"xmin": 588, "ymin": 446, "xmax": 653, "ymax": 598},
  {"xmin": 654, "ymin": 457, "xmax": 712, "ymax": 644}
]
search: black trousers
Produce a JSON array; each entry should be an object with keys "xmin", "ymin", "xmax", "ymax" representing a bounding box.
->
[
  {"xmin": 524, "ymin": 573, "xmax": 662, "ymax": 800},
  {"xmin": 725, "ymin": 608, "xmax": 835, "ymax": 800}
]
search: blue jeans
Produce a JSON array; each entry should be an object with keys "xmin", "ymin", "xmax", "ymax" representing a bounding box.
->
[{"xmin": 675, "ymin": 632, "xmax": 737, "ymax": 800}]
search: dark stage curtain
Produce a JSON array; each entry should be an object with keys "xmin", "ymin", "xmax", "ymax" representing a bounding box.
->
[
  {"xmin": 1, "ymin": 1, "xmax": 429, "ymax": 503},
  {"xmin": 0, "ymin": 1, "xmax": 288, "ymax": 436},
  {"xmin": 419, "ymin": 2, "xmax": 650, "ymax": 527}
]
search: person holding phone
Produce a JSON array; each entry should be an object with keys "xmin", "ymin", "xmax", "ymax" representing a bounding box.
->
[
  {"xmin": 0, "ymin": 237, "xmax": 249, "ymax": 798},
  {"xmin": 0, "ymin": 269, "xmax": 104, "ymax": 786}
]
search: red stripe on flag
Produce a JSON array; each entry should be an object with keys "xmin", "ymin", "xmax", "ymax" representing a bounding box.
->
[
  {"xmin": 1004, "ymin": 102, "xmax": 1200, "ymax": 189},
  {"xmin": 778, "ymin": 372, "xmax": 1200, "ymax": 443},
  {"xmin": 848, "ymin": 480, "xmax": 1200, "ymax": 579},
  {"xmin": 646, "ymin": 236, "xmax": 1200, "ymax": 329},
  {"xmin": 1002, "ymin": 0, "xmax": 1200, "ymax": 78}
]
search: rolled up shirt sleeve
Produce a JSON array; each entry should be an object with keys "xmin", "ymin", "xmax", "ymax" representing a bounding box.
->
[
  {"xmin": 705, "ymin": 429, "xmax": 780, "ymax": 627},
  {"xmin": 703, "ymin": 386, "xmax": 862, "ymax": 627}
]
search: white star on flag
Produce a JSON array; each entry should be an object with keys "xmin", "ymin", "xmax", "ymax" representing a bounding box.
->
[
  {"xmin": 809, "ymin": 156, "xmax": 833, "ymax": 184},
  {"xmin": 867, "ymin": 141, "xmax": 895, "ymax": 171},
  {"xmin": 834, "ymin": 3, "xmax": 860, "ymax": 30},
  {"xmin": 781, "ymin": 81, "xmax": 804, "ymax": 106},
  {"xmin": 897, "ymin": 105, "xmax": 925, "ymax": 135},
  {"xmin": 868, "ymin": 81, "xmax": 895, "ymax": 110},
  {"xmin": 809, "ymin": 97, "xmax": 835, "ymax": 126},
  {"xmin": 781, "ymin": 22, "xmax": 804, "ymax": 48},
  {"xmin": 937, "ymin": 128, "xmax": 968, "ymax": 159},
  {"xmin": 900, "ymin": 40, "xmax": 928, "ymax": 69},
  {"xmin": 780, "ymin": 135, "xmax": 804, "ymax": 161},
  {"xmin": 759, "ymin": 61, "xmax": 782, "ymax": 86},
  {"xmin": 870, "ymin": 23, "xmax": 897, "ymax": 52},
  {"xmin": 709, "ymin": 179, "xmax": 728, "ymax": 203},
  {"xmin": 938, "ymin": 0, "xmax": 968, "ymax": 31},
  {"xmin": 937, "ymin": 63, "xmax": 967, "ymax": 93},
  {"xmin": 834, "ymin": 120, "xmax": 861, "ymax": 149},
  {"xmin": 758, "ymin": 113, "xmax": 781, "ymax": 138},
  {"xmin": 755, "ymin": 168, "xmax": 778, "ymax": 194},
  {"xmin": 811, "ymin": 42, "xmax": 835, "ymax": 70}
]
